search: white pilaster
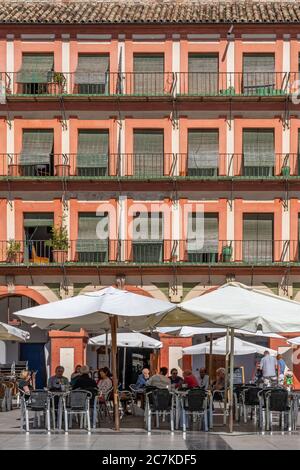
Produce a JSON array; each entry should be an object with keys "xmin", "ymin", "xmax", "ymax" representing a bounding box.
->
[
  {"xmin": 172, "ymin": 200, "xmax": 180, "ymax": 260},
  {"xmin": 61, "ymin": 34, "xmax": 70, "ymax": 93},
  {"xmin": 7, "ymin": 200, "xmax": 14, "ymax": 240},
  {"xmin": 226, "ymin": 35, "xmax": 235, "ymax": 88},
  {"xmin": 226, "ymin": 120, "xmax": 234, "ymax": 176},
  {"xmin": 117, "ymin": 36, "xmax": 126, "ymax": 175},
  {"xmin": 226, "ymin": 200, "xmax": 234, "ymax": 258},
  {"xmin": 7, "ymin": 119, "xmax": 14, "ymax": 154},
  {"xmin": 61, "ymin": 122, "xmax": 70, "ymax": 154},
  {"xmin": 283, "ymin": 34, "xmax": 290, "ymax": 74},
  {"xmin": 282, "ymin": 201, "xmax": 290, "ymax": 261},
  {"xmin": 118, "ymin": 195, "xmax": 127, "ymax": 260}
]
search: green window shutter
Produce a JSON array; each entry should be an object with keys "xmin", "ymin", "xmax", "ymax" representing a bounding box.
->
[
  {"xmin": 187, "ymin": 213, "xmax": 218, "ymax": 253},
  {"xmin": 77, "ymin": 130, "xmax": 109, "ymax": 169},
  {"xmin": 133, "ymin": 54, "xmax": 164, "ymax": 95},
  {"xmin": 18, "ymin": 54, "xmax": 54, "ymax": 83},
  {"xmin": 243, "ymin": 214, "xmax": 273, "ymax": 262},
  {"xmin": 133, "ymin": 212, "xmax": 163, "ymax": 240},
  {"xmin": 75, "ymin": 54, "xmax": 109, "ymax": 85},
  {"xmin": 243, "ymin": 129, "xmax": 274, "ymax": 168},
  {"xmin": 77, "ymin": 212, "xmax": 108, "ymax": 253},
  {"xmin": 20, "ymin": 130, "xmax": 54, "ymax": 165},
  {"xmin": 188, "ymin": 130, "xmax": 219, "ymax": 173},
  {"xmin": 188, "ymin": 54, "xmax": 218, "ymax": 94},
  {"xmin": 24, "ymin": 212, "xmax": 54, "ymax": 227},
  {"xmin": 133, "ymin": 130, "xmax": 164, "ymax": 176},
  {"xmin": 243, "ymin": 54, "xmax": 275, "ymax": 92}
]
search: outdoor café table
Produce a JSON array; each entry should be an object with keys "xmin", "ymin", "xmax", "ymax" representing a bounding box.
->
[
  {"xmin": 174, "ymin": 389, "xmax": 188, "ymax": 429},
  {"xmin": 48, "ymin": 389, "xmax": 70, "ymax": 430}
]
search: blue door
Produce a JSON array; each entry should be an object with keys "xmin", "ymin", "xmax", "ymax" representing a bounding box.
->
[{"xmin": 19, "ymin": 343, "xmax": 47, "ymax": 389}]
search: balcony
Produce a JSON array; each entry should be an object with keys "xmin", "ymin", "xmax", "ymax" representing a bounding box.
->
[
  {"xmin": 1, "ymin": 239, "xmax": 298, "ymax": 266},
  {"xmin": 3, "ymin": 71, "xmax": 297, "ymax": 98}
]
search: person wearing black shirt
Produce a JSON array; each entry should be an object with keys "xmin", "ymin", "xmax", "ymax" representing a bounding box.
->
[{"xmin": 72, "ymin": 365, "xmax": 98, "ymax": 405}]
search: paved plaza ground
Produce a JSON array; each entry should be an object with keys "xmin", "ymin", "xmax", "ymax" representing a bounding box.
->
[{"xmin": 0, "ymin": 409, "xmax": 300, "ymax": 450}]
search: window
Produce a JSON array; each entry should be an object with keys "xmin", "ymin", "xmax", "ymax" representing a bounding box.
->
[
  {"xmin": 132, "ymin": 212, "xmax": 163, "ymax": 262},
  {"xmin": 23, "ymin": 212, "xmax": 54, "ymax": 263},
  {"xmin": 243, "ymin": 129, "xmax": 274, "ymax": 177},
  {"xmin": 20, "ymin": 130, "xmax": 54, "ymax": 176},
  {"xmin": 77, "ymin": 130, "xmax": 109, "ymax": 176},
  {"xmin": 188, "ymin": 54, "xmax": 218, "ymax": 95},
  {"xmin": 133, "ymin": 130, "xmax": 164, "ymax": 177},
  {"xmin": 75, "ymin": 54, "xmax": 109, "ymax": 94},
  {"xmin": 243, "ymin": 214, "xmax": 273, "ymax": 263},
  {"xmin": 187, "ymin": 213, "xmax": 219, "ymax": 263},
  {"xmin": 187, "ymin": 130, "xmax": 219, "ymax": 176},
  {"xmin": 77, "ymin": 212, "xmax": 109, "ymax": 262},
  {"xmin": 133, "ymin": 54, "xmax": 164, "ymax": 95},
  {"xmin": 17, "ymin": 54, "xmax": 54, "ymax": 94},
  {"xmin": 243, "ymin": 54, "xmax": 275, "ymax": 95}
]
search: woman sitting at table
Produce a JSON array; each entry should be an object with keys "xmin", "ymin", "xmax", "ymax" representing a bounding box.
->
[
  {"xmin": 182, "ymin": 369, "xmax": 199, "ymax": 389},
  {"xmin": 212, "ymin": 368, "xmax": 225, "ymax": 401},
  {"xmin": 18, "ymin": 370, "xmax": 35, "ymax": 400},
  {"xmin": 70, "ymin": 364, "xmax": 82, "ymax": 386},
  {"xmin": 72, "ymin": 365, "xmax": 98, "ymax": 404},
  {"xmin": 97, "ymin": 368, "xmax": 113, "ymax": 397},
  {"xmin": 169, "ymin": 368, "xmax": 183, "ymax": 388}
]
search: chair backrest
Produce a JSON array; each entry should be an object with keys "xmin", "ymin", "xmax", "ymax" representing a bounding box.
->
[
  {"xmin": 0, "ymin": 383, "xmax": 6, "ymax": 399},
  {"xmin": 69, "ymin": 390, "xmax": 90, "ymax": 410},
  {"xmin": 243, "ymin": 387, "xmax": 261, "ymax": 406},
  {"xmin": 268, "ymin": 388, "xmax": 289, "ymax": 412},
  {"xmin": 30, "ymin": 390, "xmax": 49, "ymax": 411},
  {"xmin": 150, "ymin": 389, "xmax": 172, "ymax": 412},
  {"xmin": 186, "ymin": 389, "xmax": 207, "ymax": 412}
]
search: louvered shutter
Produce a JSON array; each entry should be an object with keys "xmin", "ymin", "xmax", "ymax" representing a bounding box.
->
[
  {"xmin": 18, "ymin": 54, "xmax": 54, "ymax": 83},
  {"xmin": 75, "ymin": 55, "xmax": 109, "ymax": 85},
  {"xmin": 20, "ymin": 130, "xmax": 53, "ymax": 165},
  {"xmin": 243, "ymin": 129, "xmax": 274, "ymax": 175},
  {"xmin": 188, "ymin": 130, "xmax": 219, "ymax": 176},
  {"xmin": 243, "ymin": 214, "xmax": 273, "ymax": 262},
  {"xmin": 133, "ymin": 130, "xmax": 164, "ymax": 177},
  {"xmin": 133, "ymin": 54, "xmax": 164, "ymax": 95},
  {"xmin": 24, "ymin": 213, "xmax": 54, "ymax": 228},
  {"xmin": 243, "ymin": 54, "xmax": 275, "ymax": 94},
  {"xmin": 77, "ymin": 213, "xmax": 108, "ymax": 260},
  {"xmin": 187, "ymin": 213, "xmax": 218, "ymax": 262},
  {"xmin": 188, "ymin": 54, "xmax": 218, "ymax": 95},
  {"xmin": 133, "ymin": 212, "xmax": 163, "ymax": 262},
  {"xmin": 77, "ymin": 130, "xmax": 109, "ymax": 172}
]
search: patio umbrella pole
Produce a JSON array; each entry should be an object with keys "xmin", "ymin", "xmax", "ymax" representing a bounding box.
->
[
  {"xmin": 110, "ymin": 315, "xmax": 120, "ymax": 431},
  {"xmin": 208, "ymin": 333, "xmax": 213, "ymax": 390},
  {"xmin": 229, "ymin": 328, "xmax": 235, "ymax": 433},
  {"xmin": 223, "ymin": 327, "xmax": 230, "ymax": 425},
  {"xmin": 122, "ymin": 347, "xmax": 126, "ymax": 390}
]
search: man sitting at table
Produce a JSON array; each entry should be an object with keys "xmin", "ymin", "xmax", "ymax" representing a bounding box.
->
[
  {"xmin": 72, "ymin": 365, "xmax": 98, "ymax": 404},
  {"xmin": 135, "ymin": 368, "xmax": 150, "ymax": 389},
  {"xmin": 198, "ymin": 368, "xmax": 210, "ymax": 390},
  {"xmin": 169, "ymin": 368, "xmax": 183, "ymax": 388},
  {"xmin": 147, "ymin": 367, "xmax": 171, "ymax": 389},
  {"xmin": 48, "ymin": 365, "xmax": 69, "ymax": 391},
  {"xmin": 183, "ymin": 369, "xmax": 199, "ymax": 389}
]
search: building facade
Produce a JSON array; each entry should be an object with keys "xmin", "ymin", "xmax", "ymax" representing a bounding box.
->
[{"xmin": 0, "ymin": 0, "xmax": 300, "ymax": 380}]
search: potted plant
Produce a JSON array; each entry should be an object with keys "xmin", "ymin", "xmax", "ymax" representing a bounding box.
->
[
  {"xmin": 7, "ymin": 239, "xmax": 23, "ymax": 263},
  {"xmin": 52, "ymin": 72, "xmax": 65, "ymax": 94},
  {"xmin": 46, "ymin": 222, "xmax": 69, "ymax": 263},
  {"xmin": 222, "ymin": 244, "xmax": 232, "ymax": 262},
  {"xmin": 281, "ymin": 165, "xmax": 290, "ymax": 177}
]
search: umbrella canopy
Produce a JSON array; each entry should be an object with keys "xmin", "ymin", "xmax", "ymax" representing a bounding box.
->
[
  {"xmin": 179, "ymin": 282, "xmax": 300, "ymax": 333},
  {"xmin": 157, "ymin": 326, "xmax": 284, "ymax": 339},
  {"xmin": 182, "ymin": 336, "xmax": 277, "ymax": 356},
  {"xmin": 287, "ymin": 337, "xmax": 300, "ymax": 346},
  {"xmin": 89, "ymin": 332, "xmax": 162, "ymax": 349},
  {"xmin": 14, "ymin": 286, "xmax": 177, "ymax": 332},
  {"xmin": 0, "ymin": 322, "xmax": 30, "ymax": 342}
]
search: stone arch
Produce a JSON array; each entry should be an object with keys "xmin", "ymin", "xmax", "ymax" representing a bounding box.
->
[{"xmin": 0, "ymin": 286, "xmax": 49, "ymax": 305}]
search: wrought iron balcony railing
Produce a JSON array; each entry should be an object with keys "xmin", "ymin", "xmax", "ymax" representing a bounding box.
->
[
  {"xmin": 2, "ymin": 71, "xmax": 298, "ymax": 97},
  {"xmin": 1, "ymin": 239, "xmax": 299, "ymax": 265}
]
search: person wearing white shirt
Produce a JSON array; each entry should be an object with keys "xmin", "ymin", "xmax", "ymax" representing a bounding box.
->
[
  {"xmin": 147, "ymin": 367, "xmax": 171, "ymax": 389},
  {"xmin": 260, "ymin": 351, "xmax": 277, "ymax": 386},
  {"xmin": 198, "ymin": 368, "xmax": 209, "ymax": 390}
]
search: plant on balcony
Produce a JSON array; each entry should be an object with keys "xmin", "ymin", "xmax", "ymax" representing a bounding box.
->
[
  {"xmin": 46, "ymin": 221, "xmax": 69, "ymax": 263},
  {"xmin": 222, "ymin": 244, "xmax": 232, "ymax": 262},
  {"xmin": 7, "ymin": 239, "xmax": 23, "ymax": 263},
  {"xmin": 281, "ymin": 165, "xmax": 290, "ymax": 177}
]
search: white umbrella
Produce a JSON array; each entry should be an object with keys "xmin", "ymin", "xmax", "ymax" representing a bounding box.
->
[
  {"xmin": 89, "ymin": 332, "xmax": 162, "ymax": 349},
  {"xmin": 287, "ymin": 337, "xmax": 300, "ymax": 346},
  {"xmin": 0, "ymin": 322, "xmax": 29, "ymax": 342},
  {"xmin": 182, "ymin": 336, "xmax": 277, "ymax": 356},
  {"xmin": 14, "ymin": 286, "xmax": 176, "ymax": 431},
  {"xmin": 89, "ymin": 332, "xmax": 162, "ymax": 390},
  {"xmin": 157, "ymin": 326, "xmax": 284, "ymax": 339}
]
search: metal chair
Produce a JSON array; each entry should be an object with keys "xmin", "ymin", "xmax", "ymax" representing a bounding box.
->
[
  {"xmin": 241, "ymin": 386, "xmax": 261, "ymax": 425},
  {"xmin": 0, "ymin": 383, "xmax": 6, "ymax": 412},
  {"xmin": 20, "ymin": 390, "xmax": 51, "ymax": 433},
  {"xmin": 145, "ymin": 389, "xmax": 174, "ymax": 432},
  {"xmin": 266, "ymin": 388, "xmax": 293, "ymax": 431},
  {"xmin": 61, "ymin": 390, "xmax": 92, "ymax": 433},
  {"xmin": 118, "ymin": 390, "xmax": 134, "ymax": 418},
  {"xmin": 92, "ymin": 387, "xmax": 113, "ymax": 428},
  {"xmin": 181, "ymin": 388, "xmax": 208, "ymax": 432}
]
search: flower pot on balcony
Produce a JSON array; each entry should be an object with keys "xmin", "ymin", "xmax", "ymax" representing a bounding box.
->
[
  {"xmin": 55, "ymin": 164, "xmax": 70, "ymax": 177},
  {"xmin": 222, "ymin": 245, "xmax": 232, "ymax": 262},
  {"xmin": 281, "ymin": 165, "xmax": 290, "ymax": 177},
  {"xmin": 7, "ymin": 251, "xmax": 23, "ymax": 264},
  {"xmin": 53, "ymin": 250, "xmax": 68, "ymax": 263},
  {"xmin": 8, "ymin": 164, "xmax": 21, "ymax": 177}
]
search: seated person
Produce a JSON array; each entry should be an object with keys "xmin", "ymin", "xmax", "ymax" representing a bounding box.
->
[
  {"xmin": 48, "ymin": 365, "xmax": 69, "ymax": 391},
  {"xmin": 70, "ymin": 364, "xmax": 82, "ymax": 386},
  {"xmin": 147, "ymin": 367, "xmax": 171, "ymax": 389},
  {"xmin": 183, "ymin": 369, "xmax": 199, "ymax": 389},
  {"xmin": 198, "ymin": 368, "xmax": 209, "ymax": 390},
  {"xmin": 135, "ymin": 368, "xmax": 150, "ymax": 389},
  {"xmin": 18, "ymin": 370, "xmax": 35, "ymax": 400},
  {"xmin": 72, "ymin": 365, "xmax": 98, "ymax": 404},
  {"xmin": 212, "ymin": 368, "xmax": 225, "ymax": 401},
  {"xmin": 97, "ymin": 368, "xmax": 113, "ymax": 397},
  {"xmin": 169, "ymin": 368, "xmax": 183, "ymax": 388}
]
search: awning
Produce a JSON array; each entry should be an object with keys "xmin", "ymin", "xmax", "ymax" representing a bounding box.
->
[
  {"xmin": 20, "ymin": 130, "xmax": 54, "ymax": 165},
  {"xmin": 77, "ymin": 130, "xmax": 108, "ymax": 168},
  {"xmin": 17, "ymin": 54, "xmax": 54, "ymax": 83},
  {"xmin": 75, "ymin": 55, "xmax": 109, "ymax": 85}
]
